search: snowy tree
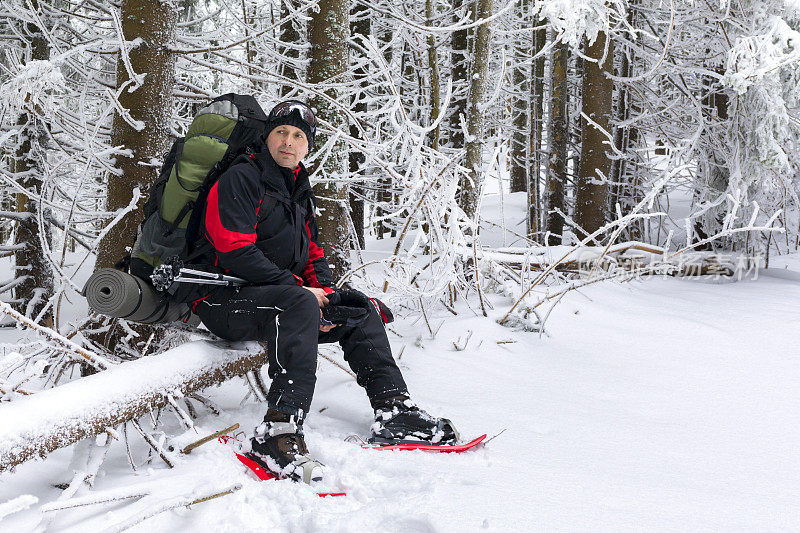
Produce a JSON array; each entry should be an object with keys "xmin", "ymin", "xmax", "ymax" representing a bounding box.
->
[
  {"xmin": 1, "ymin": 0, "xmax": 54, "ymax": 324},
  {"xmin": 307, "ymin": 0, "xmax": 351, "ymax": 277},
  {"xmin": 574, "ymin": 27, "xmax": 614, "ymax": 235},
  {"xmin": 96, "ymin": 0, "xmax": 176, "ymax": 270}
]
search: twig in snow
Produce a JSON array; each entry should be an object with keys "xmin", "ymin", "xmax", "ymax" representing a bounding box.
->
[
  {"xmin": 181, "ymin": 423, "xmax": 240, "ymax": 455},
  {"xmin": 483, "ymin": 428, "xmax": 507, "ymax": 445},
  {"xmin": 473, "ymin": 240, "xmax": 488, "ymax": 317},
  {"xmin": 440, "ymin": 299, "xmax": 458, "ymax": 315},
  {"xmin": 0, "ymin": 301, "xmax": 111, "ymax": 370},
  {"xmin": 188, "ymin": 393, "xmax": 222, "ymax": 416},
  {"xmin": 129, "ymin": 420, "xmax": 174, "ymax": 469},
  {"xmin": 319, "ymin": 353, "xmax": 356, "ymax": 379},
  {"xmin": 419, "ymin": 297, "xmax": 434, "ymax": 337},
  {"xmin": 386, "ymin": 325, "xmax": 403, "ymax": 337},
  {"xmin": 123, "ymin": 423, "xmax": 136, "ymax": 472},
  {"xmin": 105, "ymin": 484, "xmax": 242, "ymax": 533},
  {"xmin": 166, "ymin": 395, "xmax": 194, "ymax": 429},
  {"xmin": 183, "ymin": 398, "xmax": 198, "ymax": 419},
  {"xmin": 245, "ymin": 370, "xmax": 267, "ymax": 402},
  {"xmin": 453, "ymin": 330, "xmax": 473, "ymax": 351},
  {"xmin": 41, "ymin": 485, "xmax": 151, "ymax": 512},
  {"xmin": 38, "ymin": 433, "xmax": 115, "ymax": 530},
  {"xmin": 252, "ymin": 370, "xmax": 269, "ymax": 400}
]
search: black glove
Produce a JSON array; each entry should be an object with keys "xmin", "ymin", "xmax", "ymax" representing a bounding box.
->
[
  {"xmin": 322, "ymin": 290, "xmax": 395, "ymax": 326},
  {"xmin": 369, "ymin": 297, "xmax": 393, "ymax": 324},
  {"xmin": 322, "ymin": 289, "xmax": 371, "ymax": 327},
  {"xmin": 321, "ymin": 304, "xmax": 368, "ymax": 327}
]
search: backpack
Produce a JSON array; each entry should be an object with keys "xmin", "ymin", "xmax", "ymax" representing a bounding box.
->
[{"xmin": 129, "ymin": 94, "xmax": 268, "ymax": 283}]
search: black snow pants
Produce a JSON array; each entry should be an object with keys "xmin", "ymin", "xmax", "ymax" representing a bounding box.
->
[{"xmin": 195, "ymin": 284, "xmax": 408, "ymax": 416}]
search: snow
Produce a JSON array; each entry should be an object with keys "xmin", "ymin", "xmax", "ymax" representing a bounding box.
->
[
  {"xmin": 0, "ymin": 494, "xmax": 37, "ymax": 520},
  {"xmin": 0, "ymin": 339, "xmax": 261, "ymax": 468},
  {"xmin": 2, "ymin": 264, "xmax": 799, "ymax": 530},
  {"xmin": 535, "ymin": 0, "xmax": 628, "ymax": 50}
]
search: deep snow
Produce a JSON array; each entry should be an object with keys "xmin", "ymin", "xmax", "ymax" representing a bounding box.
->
[{"xmin": 1, "ymin": 263, "xmax": 799, "ymax": 531}]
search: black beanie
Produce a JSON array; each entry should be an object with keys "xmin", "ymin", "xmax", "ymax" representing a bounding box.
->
[{"xmin": 265, "ymin": 110, "xmax": 315, "ymax": 149}]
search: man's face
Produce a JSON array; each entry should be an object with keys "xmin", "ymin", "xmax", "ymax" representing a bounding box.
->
[{"xmin": 266, "ymin": 124, "xmax": 309, "ymax": 169}]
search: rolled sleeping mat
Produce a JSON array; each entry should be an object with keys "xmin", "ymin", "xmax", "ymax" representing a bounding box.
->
[{"xmin": 83, "ymin": 268, "xmax": 191, "ymax": 325}]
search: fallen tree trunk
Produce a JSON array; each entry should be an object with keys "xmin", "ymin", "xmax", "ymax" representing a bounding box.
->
[{"xmin": 0, "ymin": 340, "xmax": 267, "ymax": 473}]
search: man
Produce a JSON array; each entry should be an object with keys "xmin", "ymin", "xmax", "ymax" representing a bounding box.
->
[{"xmin": 194, "ymin": 100, "xmax": 456, "ymax": 484}]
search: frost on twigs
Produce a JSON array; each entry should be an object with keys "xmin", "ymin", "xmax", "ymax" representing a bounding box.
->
[
  {"xmin": 534, "ymin": 0, "xmax": 630, "ymax": 50},
  {"xmin": 723, "ymin": 11, "xmax": 800, "ymax": 181},
  {"xmin": 0, "ymin": 60, "xmax": 66, "ymax": 118}
]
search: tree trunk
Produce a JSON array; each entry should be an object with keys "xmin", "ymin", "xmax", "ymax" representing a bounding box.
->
[
  {"xmin": 279, "ymin": 0, "xmax": 301, "ymax": 96},
  {"xmin": 349, "ymin": 2, "xmax": 370, "ymax": 249},
  {"xmin": 460, "ymin": 0, "xmax": 493, "ymax": 221},
  {"xmin": 508, "ymin": 0, "xmax": 530, "ymax": 194},
  {"xmin": 96, "ymin": 0, "xmax": 177, "ymax": 270},
  {"xmin": 610, "ymin": 0, "xmax": 642, "ymax": 241},
  {"xmin": 0, "ymin": 342, "xmax": 268, "ymax": 472},
  {"xmin": 694, "ymin": 68, "xmax": 730, "ymax": 250},
  {"xmin": 609, "ymin": 35, "xmax": 629, "ymax": 206},
  {"xmin": 529, "ymin": 18, "xmax": 546, "ymax": 239},
  {"xmin": 426, "ymin": 0, "xmax": 442, "ymax": 151},
  {"xmin": 373, "ymin": 22, "xmax": 394, "ymax": 239},
  {"xmin": 307, "ymin": 0, "xmax": 350, "ymax": 278},
  {"xmin": 447, "ymin": 0, "xmax": 470, "ymax": 152},
  {"xmin": 545, "ymin": 41, "xmax": 568, "ymax": 245},
  {"xmin": 575, "ymin": 31, "xmax": 614, "ymax": 235},
  {"xmin": 11, "ymin": 1, "xmax": 54, "ymax": 324}
]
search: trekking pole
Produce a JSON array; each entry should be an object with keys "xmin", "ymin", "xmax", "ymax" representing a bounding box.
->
[
  {"xmin": 172, "ymin": 268, "xmax": 247, "ymax": 286},
  {"xmin": 151, "ymin": 258, "xmax": 247, "ymax": 293}
]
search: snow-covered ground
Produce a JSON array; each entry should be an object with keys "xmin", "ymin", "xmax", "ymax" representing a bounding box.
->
[{"xmin": 1, "ymin": 260, "xmax": 799, "ymax": 531}]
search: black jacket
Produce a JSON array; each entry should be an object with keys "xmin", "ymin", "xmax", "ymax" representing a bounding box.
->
[{"xmin": 202, "ymin": 146, "xmax": 335, "ymax": 292}]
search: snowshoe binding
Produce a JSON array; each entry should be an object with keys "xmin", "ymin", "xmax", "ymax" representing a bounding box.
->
[
  {"xmin": 246, "ymin": 411, "xmax": 323, "ymax": 485},
  {"xmin": 369, "ymin": 395, "xmax": 459, "ymax": 446}
]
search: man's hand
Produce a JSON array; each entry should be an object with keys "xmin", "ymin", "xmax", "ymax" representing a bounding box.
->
[
  {"xmin": 302, "ymin": 286, "xmax": 337, "ymax": 332},
  {"xmin": 303, "ymin": 286, "xmax": 330, "ymax": 307}
]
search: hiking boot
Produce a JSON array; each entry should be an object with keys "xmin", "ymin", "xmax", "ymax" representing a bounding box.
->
[
  {"xmin": 369, "ymin": 395, "xmax": 459, "ymax": 445},
  {"xmin": 247, "ymin": 409, "xmax": 323, "ymax": 484}
]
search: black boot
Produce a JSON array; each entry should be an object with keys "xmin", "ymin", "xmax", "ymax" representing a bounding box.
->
[
  {"xmin": 247, "ymin": 409, "xmax": 323, "ymax": 484},
  {"xmin": 369, "ymin": 395, "xmax": 459, "ymax": 445}
]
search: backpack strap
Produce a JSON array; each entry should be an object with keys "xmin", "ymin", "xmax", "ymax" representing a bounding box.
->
[{"xmin": 184, "ymin": 150, "xmax": 263, "ymax": 257}]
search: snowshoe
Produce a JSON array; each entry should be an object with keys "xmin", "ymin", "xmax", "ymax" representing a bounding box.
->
[
  {"xmin": 363, "ymin": 434, "xmax": 487, "ymax": 453},
  {"xmin": 245, "ymin": 413, "xmax": 323, "ymax": 485},
  {"xmin": 369, "ymin": 396, "xmax": 460, "ymax": 446}
]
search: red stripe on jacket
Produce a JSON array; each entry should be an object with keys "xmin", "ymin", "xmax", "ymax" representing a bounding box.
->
[{"xmin": 205, "ymin": 181, "xmax": 257, "ymax": 253}]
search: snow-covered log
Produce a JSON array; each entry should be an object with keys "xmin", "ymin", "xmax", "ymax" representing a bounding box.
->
[{"xmin": 0, "ymin": 341, "xmax": 266, "ymax": 473}]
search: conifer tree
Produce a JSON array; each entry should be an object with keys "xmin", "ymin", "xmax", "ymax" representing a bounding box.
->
[
  {"xmin": 575, "ymin": 31, "xmax": 614, "ymax": 235},
  {"xmin": 10, "ymin": 0, "xmax": 54, "ymax": 323},
  {"xmin": 96, "ymin": 0, "xmax": 177, "ymax": 270},
  {"xmin": 307, "ymin": 0, "xmax": 351, "ymax": 277},
  {"xmin": 546, "ymin": 41, "xmax": 569, "ymax": 245}
]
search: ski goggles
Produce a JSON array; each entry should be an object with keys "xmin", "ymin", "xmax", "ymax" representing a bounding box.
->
[{"xmin": 268, "ymin": 100, "xmax": 316, "ymax": 136}]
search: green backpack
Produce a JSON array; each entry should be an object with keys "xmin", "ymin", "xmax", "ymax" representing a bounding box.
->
[{"xmin": 129, "ymin": 94, "xmax": 267, "ymax": 282}]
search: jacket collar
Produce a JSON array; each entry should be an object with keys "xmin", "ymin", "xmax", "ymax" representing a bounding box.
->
[
  {"xmin": 292, "ymin": 162, "xmax": 311, "ymax": 198},
  {"xmin": 254, "ymin": 147, "xmax": 311, "ymax": 199}
]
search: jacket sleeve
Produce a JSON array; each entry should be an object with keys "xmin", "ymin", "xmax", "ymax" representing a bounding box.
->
[
  {"xmin": 204, "ymin": 163, "xmax": 298, "ymax": 285},
  {"xmin": 301, "ymin": 197, "xmax": 336, "ymax": 294}
]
